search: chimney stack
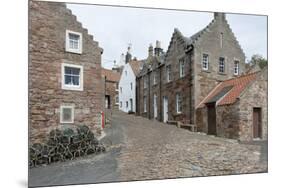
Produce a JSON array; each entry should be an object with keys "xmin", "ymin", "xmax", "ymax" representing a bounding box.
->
[
  {"xmin": 214, "ymin": 12, "xmax": 226, "ymax": 20},
  {"xmin": 148, "ymin": 43, "xmax": 153, "ymax": 57},
  {"xmin": 125, "ymin": 44, "xmax": 132, "ymax": 64},
  {"xmin": 154, "ymin": 40, "xmax": 163, "ymax": 57}
]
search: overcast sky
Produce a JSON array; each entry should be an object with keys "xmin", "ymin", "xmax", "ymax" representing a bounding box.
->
[{"xmin": 67, "ymin": 3, "xmax": 267, "ymax": 69}]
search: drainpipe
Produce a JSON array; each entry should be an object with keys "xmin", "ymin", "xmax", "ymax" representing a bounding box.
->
[
  {"xmin": 148, "ymin": 71, "xmax": 151, "ymax": 119},
  {"xmin": 159, "ymin": 64, "xmax": 162, "ymax": 121},
  {"xmin": 189, "ymin": 53, "xmax": 193, "ymax": 124}
]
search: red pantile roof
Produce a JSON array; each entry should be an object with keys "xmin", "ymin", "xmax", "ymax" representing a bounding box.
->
[
  {"xmin": 197, "ymin": 72, "xmax": 258, "ymax": 108},
  {"xmin": 129, "ymin": 60, "xmax": 144, "ymax": 76},
  {"xmin": 101, "ymin": 68, "xmax": 121, "ymax": 82}
]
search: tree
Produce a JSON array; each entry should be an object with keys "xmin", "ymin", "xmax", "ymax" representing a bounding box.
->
[{"xmin": 248, "ymin": 54, "xmax": 268, "ymax": 69}]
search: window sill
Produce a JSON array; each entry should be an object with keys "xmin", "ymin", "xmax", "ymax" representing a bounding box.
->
[
  {"xmin": 62, "ymin": 85, "xmax": 83, "ymax": 91},
  {"xmin": 60, "ymin": 121, "xmax": 74, "ymax": 124},
  {"xmin": 65, "ymin": 49, "xmax": 82, "ymax": 54},
  {"xmin": 202, "ymin": 69, "xmax": 211, "ymax": 73},
  {"xmin": 218, "ymin": 72, "xmax": 227, "ymax": 75}
]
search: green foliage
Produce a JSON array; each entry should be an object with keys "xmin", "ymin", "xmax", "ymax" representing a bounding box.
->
[{"xmin": 248, "ymin": 54, "xmax": 268, "ymax": 69}]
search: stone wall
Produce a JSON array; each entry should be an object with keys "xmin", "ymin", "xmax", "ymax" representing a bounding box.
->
[
  {"xmin": 29, "ymin": 1, "xmax": 103, "ymax": 144},
  {"xmin": 216, "ymin": 104, "xmax": 240, "ymax": 139},
  {"xmin": 105, "ymin": 80, "xmax": 119, "ymax": 109},
  {"xmin": 238, "ymin": 69, "xmax": 268, "ymax": 141},
  {"xmin": 193, "ymin": 13, "xmax": 246, "ymax": 111},
  {"xmin": 196, "ymin": 69, "xmax": 267, "ymax": 141}
]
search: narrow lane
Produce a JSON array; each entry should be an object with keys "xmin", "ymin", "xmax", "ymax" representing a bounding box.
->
[{"xmin": 29, "ymin": 110, "xmax": 267, "ymax": 187}]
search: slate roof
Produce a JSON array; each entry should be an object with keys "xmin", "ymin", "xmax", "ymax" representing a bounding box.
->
[
  {"xmin": 101, "ymin": 68, "xmax": 121, "ymax": 82},
  {"xmin": 197, "ymin": 72, "xmax": 258, "ymax": 108}
]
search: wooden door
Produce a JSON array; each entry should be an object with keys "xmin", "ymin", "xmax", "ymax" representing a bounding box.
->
[
  {"xmin": 253, "ymin": 108, "xmax": 262, "ymax": 138},
  {"xmin": 207, "ymin": 102, "xmax": 217, "ymax": 135}
]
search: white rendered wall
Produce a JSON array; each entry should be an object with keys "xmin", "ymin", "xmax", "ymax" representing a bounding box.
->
[{"xmin": 118, "ymin": 63, "xmax": 136, "ymax": 113}]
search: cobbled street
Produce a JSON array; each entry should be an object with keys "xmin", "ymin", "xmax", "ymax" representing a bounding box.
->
[{"xmin": 29, "ymin": 110, "xmax": 267, "ymax": 187}]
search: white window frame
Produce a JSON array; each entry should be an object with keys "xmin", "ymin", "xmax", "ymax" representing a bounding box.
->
[
  {"xmin": 60, "ymin": 105, "xmax": 74, "ymax": 124},
  {"xmin": 234, "ymin": 60, "xmax": 239, "ymax": 75},
  {"xmin": 65, "ymin": 30, "xmax": 83, "ymax": 54},
  {"xmin": 176, "ymin": 93, "xmax": 182, "ymax": 114},
  {"xmin": 202, "ymin": 54, "xmax": 209, "ymax": 71},
  {"xmin": 166, "ymin": 65, "xmax": 172, "ymax": 82},
  {"xmin": 61, "ymin": 63, "xmax": 83, "ymax": 91},
  {"xmin": 179, "ymin": 59, "xmax": 185, "ymax": 78},
  {"xmin": 219, "ymin": 57, "xmax": 225, "ymax": 73},
  {"xmin": 144, "ymin": 96, "xmax": 147, "ymax": 112}
]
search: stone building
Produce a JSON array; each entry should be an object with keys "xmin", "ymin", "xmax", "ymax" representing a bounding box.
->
[
  {"xmin": 196, "ymin": 67, "xmax": 267, "ymax": 141},
  {"xmin": 101, "ymin": 68, "xmax": 121, "ymax": 109},
  {"xmin": 29, "ymin": 1, "xmax": 103, "ymax": 143},
  {"xmin": 136, "ymin": 12, "xmax": 247, "ymax": 129}
]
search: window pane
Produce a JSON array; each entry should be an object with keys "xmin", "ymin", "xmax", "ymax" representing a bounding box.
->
[
  {"xmin": 65, "ymin": 67, "xmax": 80, "ymax": 75},
  {"xmin": 69, "ymin": 33, "xmax": 80, "ymax": 50},
  {"xmin": 72, "ymin": 76, "xmax": 80, "ymax": 85},
  {"xmin": 69, "ymin": 33, "xmax": 80, "ymax": 40},
  {"xmin": 65, "ymin": 75, "xmax": 72, "ymax": 85},
  {"xmin": 63, "ymin": 108, "xmax": 72, "ymax": 122}
]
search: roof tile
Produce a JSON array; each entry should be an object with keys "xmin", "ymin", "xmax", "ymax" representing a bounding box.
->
[{"xmin": 197, "ymin": 72, "xmax": 258, "ymax": 108}]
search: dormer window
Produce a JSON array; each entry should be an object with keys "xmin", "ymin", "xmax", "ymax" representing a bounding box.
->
[
  {"xmin": 166, "ymin": 65, "xmax": 172, "ymax": 82},
  {"xmin": 179, "ymin": 59, "xmax": 185, "ymax": 78},
  {"xmin": 66, "ymin": 30, "xmax": 82, "ymax": 54}
]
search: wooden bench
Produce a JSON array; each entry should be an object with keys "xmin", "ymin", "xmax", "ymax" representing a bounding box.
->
[
  {"xmin": 166, "ymin": 120, "xmax": 181, "ymax": 127},
  {"xmin": 167, "ymin": 120, "xmax": 197, "ymax": 132},
  {"xmin": 178, "ymin": 123, "xmax": 197, "ymax": 132}
]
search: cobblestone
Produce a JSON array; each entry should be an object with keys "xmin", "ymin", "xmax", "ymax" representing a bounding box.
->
[{"xmin": 112, "ymin": 111, "xmax": 267, "ymax": 181}]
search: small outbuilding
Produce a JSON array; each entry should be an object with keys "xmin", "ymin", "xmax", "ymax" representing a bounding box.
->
[{"xmin": 196, "ymin": 67, "xmax": 267, "ymax": 141}]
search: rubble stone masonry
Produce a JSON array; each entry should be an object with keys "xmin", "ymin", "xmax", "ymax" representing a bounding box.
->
[{"xmin": 29, "ymin": 1, "xmax": 103, "ymax": 143}]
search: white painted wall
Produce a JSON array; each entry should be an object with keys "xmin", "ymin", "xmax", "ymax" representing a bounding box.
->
[{"xmin": 118, "ymin": 63, "xmax": 136, "ymax": 113}]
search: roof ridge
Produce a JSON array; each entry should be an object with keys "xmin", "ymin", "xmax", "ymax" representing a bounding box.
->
[{"xmin": 221, "ymin": 71, "xmax": 259, "ymax": 83}]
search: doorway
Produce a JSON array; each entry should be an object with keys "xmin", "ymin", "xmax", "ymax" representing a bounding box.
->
[
  {"xmin": 207, "ymin": 102, "xmax": 216, "ymax": 135},
  {"xmin": 105, "ymin": 95, "xmax": 111, "ymax": 109},
  {"xmin": 129, "ymin": 98, "xmax": 133, "ymax": 112},
  {"xmin": 253, "ymin": 108, "xmax": 262, "ymax": 139}
]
